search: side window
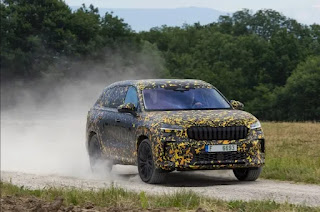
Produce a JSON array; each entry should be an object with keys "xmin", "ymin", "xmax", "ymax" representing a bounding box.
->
[
  {"xmin": 124, "ymin": 86, "xmax": 139, "ymax": 108},
  {"xmin": 106, "ymin": 86, "xmax": 128, "ymax": 108}
]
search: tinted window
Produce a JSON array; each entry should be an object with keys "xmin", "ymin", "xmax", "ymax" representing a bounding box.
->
[
  {"xmin": 124, "ymin": 86, "xmax": 139, "ymax": 108},
  {"xmin": 143, "ymin": 88, "xmax": 231, "ymax": 111}
]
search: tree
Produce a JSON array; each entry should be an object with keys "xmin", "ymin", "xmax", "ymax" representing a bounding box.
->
[
  {"xmin": 0, "ymin": 0, "xmax": 74, "ymax": 79},
  {"xmin": 2, "ymin": 3, "xmax": 320, "ymax": 121},
  {"xmin": 277, "ymin": 56, "xmax": 320, "ymax": 121},
  {"xmin": 0, "ymin": 1, "xmax": 142, "ymax": 80}
]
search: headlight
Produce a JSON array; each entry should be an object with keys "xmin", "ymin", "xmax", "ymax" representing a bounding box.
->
[{"xmin": 250, "ymin": 120, "xmax": 261, "ymax": 129}]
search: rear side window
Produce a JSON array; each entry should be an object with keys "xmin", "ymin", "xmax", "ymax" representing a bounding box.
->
[{"xmin": 124, "ymin": 86, "xmax": 139, "ymax": 108}]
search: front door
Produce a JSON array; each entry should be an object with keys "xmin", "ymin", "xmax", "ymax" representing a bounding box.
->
[{"xmin": 114, "ymin": 86, "xmax": 140, "ymax": 164}]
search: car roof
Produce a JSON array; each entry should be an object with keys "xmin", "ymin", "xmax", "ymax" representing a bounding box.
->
[{"xmin": 107, "ymin": 79, "xmax": 213, "ymax": 89}]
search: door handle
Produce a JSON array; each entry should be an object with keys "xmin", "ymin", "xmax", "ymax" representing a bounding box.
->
[{"xmin": 115, "ymin": 118, "xmax": 120, "ymax": 123}]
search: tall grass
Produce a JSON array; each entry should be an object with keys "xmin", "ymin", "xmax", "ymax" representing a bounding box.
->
[{"xmin": 261, "ymin": 122, "xmax": 320, "ymax": 184}]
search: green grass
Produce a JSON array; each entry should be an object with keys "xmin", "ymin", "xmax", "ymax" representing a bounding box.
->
[
  {"xmin": 1, "ymin": 182, "xmax": 319, "ymax": 211},
  {"xmin": 261, "ymin": 122, "xmax": 320, "ymax": 184}
]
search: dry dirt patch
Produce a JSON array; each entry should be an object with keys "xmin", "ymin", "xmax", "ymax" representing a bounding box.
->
[{"xmin": 1, "ymin": 195, "xmax": 182, "ymax": 212}]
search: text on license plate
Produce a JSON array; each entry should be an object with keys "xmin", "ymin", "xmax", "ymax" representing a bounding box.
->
[{"xmin": 205, "ymin": 145, "xmax": 237, "ymax": 152}]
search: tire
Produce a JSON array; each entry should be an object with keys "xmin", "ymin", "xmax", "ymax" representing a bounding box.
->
[
  {"xmin": 88, "ymin": 134, "xmax": 112, "ymax": 173},
  {"xmin": 137, "ymin": 139, "xmax": 166, "ymax": 184},
  {"xmin": 233, "ymin": 167, "xmax": 262, "ymax": 181}
]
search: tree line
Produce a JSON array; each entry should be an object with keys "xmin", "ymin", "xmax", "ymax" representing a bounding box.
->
[{"xmin": 1, "ymin": 0, "xmax": 319, "ymax": 121}]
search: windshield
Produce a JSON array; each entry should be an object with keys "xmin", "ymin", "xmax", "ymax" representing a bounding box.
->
[{"xmin": 142, "ymin": 88, "xmax": 231, "ymax": 111}]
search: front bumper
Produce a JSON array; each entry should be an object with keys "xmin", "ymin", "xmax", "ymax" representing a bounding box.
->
[{"xmin": 154, "ymin": 129, "xmax": 265, "ymax": 171}]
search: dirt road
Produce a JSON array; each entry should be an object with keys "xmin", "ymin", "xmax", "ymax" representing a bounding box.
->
[{"xmin": 2, "ymin": 168, "xmax": 320, "ymax": 207}]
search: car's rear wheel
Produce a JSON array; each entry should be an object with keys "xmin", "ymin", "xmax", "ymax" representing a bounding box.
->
[
  {"xmin": 233, "ymin": 167, "xmax": 262, "ymax": 181},
  {"xmin": 88, "ymin": 134, "xmax": 112, "ymax": 172},
  {"xmin": 138, "ymin": 139, "xmax": 166, "ymax": 184}
]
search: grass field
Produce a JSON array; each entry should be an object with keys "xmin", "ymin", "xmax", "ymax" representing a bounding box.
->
[
  {"xmin": 261, "ymin": 122, "xmax": 320, "ymax": 184},
  {"xmin": 1, "ymin": 182, "xmax": 319, "ymax": 212}
]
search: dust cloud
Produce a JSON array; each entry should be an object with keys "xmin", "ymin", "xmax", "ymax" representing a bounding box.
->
[{"xmin": 1, "ymin": 49, "xmax": 161, "ymax": 179}]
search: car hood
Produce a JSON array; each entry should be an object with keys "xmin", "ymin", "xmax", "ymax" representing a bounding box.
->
[{"xmin": 143, "ymin": 109, "xmax": 258, "ymax": 128}]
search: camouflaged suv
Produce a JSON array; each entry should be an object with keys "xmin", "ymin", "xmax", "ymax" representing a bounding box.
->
[{"xmin": 86, "ymin": 79, "xmax": 265, "ymax": 183}]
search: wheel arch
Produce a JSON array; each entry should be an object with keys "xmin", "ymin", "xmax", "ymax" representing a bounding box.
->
[
  {"xmin": 136, "ymin": 135, "xmax": 149, "ymax": 151},
  {"xmin": 86, "ymin": 130, "xmax": 97, "ymax": 151}
]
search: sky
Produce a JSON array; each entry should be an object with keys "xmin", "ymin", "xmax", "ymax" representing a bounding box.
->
[
  {"xmin": 65, "ymin": 0, "xmax": 320, "ymax": 11},
  {"xmin": 65, "ymin": 0, "xmax": 320, "ymax": 25}
]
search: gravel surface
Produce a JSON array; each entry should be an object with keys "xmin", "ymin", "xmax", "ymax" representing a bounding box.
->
[{"xmin": 2, "ymin": 168, "xmax": 320, "ymax": 207}]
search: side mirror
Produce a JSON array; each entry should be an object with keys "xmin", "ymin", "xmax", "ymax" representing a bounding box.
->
[
  {"xmin": 118, "ymin": 103, "xmax": 137, "ymax": 115},
  {"xmin": 230, "ymin": 100, "xmax": 244, "ymax": 110}
]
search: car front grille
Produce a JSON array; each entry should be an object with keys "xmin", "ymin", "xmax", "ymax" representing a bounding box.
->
[
  {"xmin": 187, "ymin": 126, "xmax": 248, "ymax": 140},
  {"xmin": 193, "ymin": 152, "xmax": 247, "ymax": 165}
]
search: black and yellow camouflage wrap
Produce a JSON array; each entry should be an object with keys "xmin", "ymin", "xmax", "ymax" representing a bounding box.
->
[{"xmin": 86, "ymin": 79, "xmax": 265, "ymax": 171}]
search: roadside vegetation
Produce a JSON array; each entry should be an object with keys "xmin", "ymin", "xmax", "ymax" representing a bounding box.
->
[
  {"xmin": 261, "ymin": 122, "xmax": 320, "ymax": 184},
  {"xmin": 1, "ymin": 182, "xmax": 319, "ymax": 211}
]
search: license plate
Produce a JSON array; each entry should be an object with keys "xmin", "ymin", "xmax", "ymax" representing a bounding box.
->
[{"xmin": 205, "ymin": 145, "xmax": 237, "ymax": 152}]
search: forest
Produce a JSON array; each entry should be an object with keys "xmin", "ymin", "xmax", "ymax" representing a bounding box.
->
[{"xmin": 1, "ymin": 0, "xmax": 320, "ymax": 121}]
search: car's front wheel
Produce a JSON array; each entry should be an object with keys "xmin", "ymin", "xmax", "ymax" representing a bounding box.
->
[
  {"xmin": 138, "ymin": 139, "xmax": 166, "ymax": 184},
  {"xmin": 233, "ymin": 167, "xmax": 262, "ymax": 181},
  {"xmin": 88, "ymin": 134, "xmax": 112, "ymax": 173}
]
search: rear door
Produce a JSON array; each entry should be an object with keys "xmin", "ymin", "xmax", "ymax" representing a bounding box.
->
[
  {"xmin": 92, "ymin": 88, "xmax": 114, "ymax": 159},
  {"xmin": 94, "ymin": 86, "xmax": 128, "ymax": 160}
]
